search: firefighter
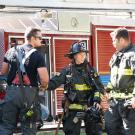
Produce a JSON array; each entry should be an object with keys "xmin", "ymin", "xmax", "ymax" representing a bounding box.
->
[
  {"xmin": 0, "ymin": 27, "xmax": 49, "ymax": 135},
  {"xmin": 47, "ymin": 41, "xmax": 104, "ymax": 135},
  {"xmin": 102, "ymin": 28, "xmax": 135, "ymax": 135}
]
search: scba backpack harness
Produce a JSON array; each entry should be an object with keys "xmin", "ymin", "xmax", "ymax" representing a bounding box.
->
[{"xmin": 14, "ymin": 45, "xmax": 42, "ymax": 128}]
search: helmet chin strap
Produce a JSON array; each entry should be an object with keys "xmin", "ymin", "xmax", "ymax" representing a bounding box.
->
[{"xmin": 74, "ymin": 58, "xmax": 87, "ymax": 65}]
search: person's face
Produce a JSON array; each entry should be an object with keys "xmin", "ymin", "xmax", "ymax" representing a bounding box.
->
[
  {"xmin": 74, "ymin": 52, "xmax": 87, "ymax": 64},
  {"xmin": 110, "ymin": 31, "xmax": 120, "ymax": 50},
  {"xmin": 32, "ymin": 31, "xmax": 42, "ymax": 47},
  {"xmin": 112, "ymin": 36, "xmax": 119, "ymax": 49},
  {"xmin": 111, "ymin": 36, "xmax": 126, "ymax": 51}
]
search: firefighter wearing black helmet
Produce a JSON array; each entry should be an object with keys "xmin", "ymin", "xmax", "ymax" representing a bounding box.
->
[{"xmin": 47, "ymin": 41, "xmax": 104, "ymax": 135}]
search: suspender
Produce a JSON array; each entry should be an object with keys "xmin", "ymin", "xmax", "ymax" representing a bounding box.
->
[
  {"xmin": 14, "ymin": 46, "xmax": 23, "ymax": 87},
  {"xmin": 15, "ymin": 45, "xmax": 27, "ymax": 107},
  {"xmin": 14, "ymin": 45, "xmax": 36, "ymax": 108},
  {"xmin": 22, "ymin": 48, "xmax": 36, "ymax": 65}
]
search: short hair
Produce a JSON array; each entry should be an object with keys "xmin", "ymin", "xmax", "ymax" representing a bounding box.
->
[
  {"xmin": 24, "ymin": 27, "xmax": 41, "ymax": 40},
  {"xmin": 110, "ymin": 27, "xmax": 130, "ymax": 41}
]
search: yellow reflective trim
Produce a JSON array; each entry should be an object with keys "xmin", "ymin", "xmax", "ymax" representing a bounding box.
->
[
  {"xmin": 112, "ymin": 67, "xmax": 133, "ymax": 75},
  {"xmin": 109, "ymin": 91, "xmax": 133, "ymax": 99},
  {"xmin": 107, "ymin": 82, "xmax": 113, "ymax": 89},
  {"xmin": 123, "ymin": 69, "xmax": 133, "ymax": 75},
  {"xmin": 74, "ymin": 84, "xmax": 91, "ymax": 91},
  {"xmin": 94, "ymin": 92, "xmax": 100, "ymax": 97},
  {"xmin": 100, "ymin": 93, "xmax": 104, "ymax": 99},
  {"xmin": 69, "ymin": 104, "xmax": 87, "ymax": 110}
]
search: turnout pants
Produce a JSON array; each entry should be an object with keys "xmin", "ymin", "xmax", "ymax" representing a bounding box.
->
[
  {"xmin": 62, "ymin": 111, "xmax": 102, "ymax": 135},
  {"xmin": 0, "ymin": 85, "xmax": 39, "ymax": 135},
  {"xmin": 104, "ymin": 99, "xmax": 135, "ymax": 135}
]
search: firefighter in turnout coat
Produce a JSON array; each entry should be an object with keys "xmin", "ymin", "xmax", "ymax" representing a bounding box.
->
[
  {"xmin": 102, "ymin": 28, "xmax": 135, "ymax": 135},
  {"xmin": 47, "ymin": 41, "xmax": 104, "ymax": 135}
]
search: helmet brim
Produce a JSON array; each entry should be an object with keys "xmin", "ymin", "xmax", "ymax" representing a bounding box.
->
[{"xmin": 64, "ymin": 50, "xmax": 89, "ymax": 58}]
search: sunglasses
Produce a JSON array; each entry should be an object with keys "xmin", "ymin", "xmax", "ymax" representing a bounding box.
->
[{"xmin": 34, "ymin": 36, "xmax": 42, "ymax": 40}]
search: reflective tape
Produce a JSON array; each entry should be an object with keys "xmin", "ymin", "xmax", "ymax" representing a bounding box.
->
[
  {"xmin": 109, "ymin": 91, "xmax": 133, "ymax": 99},
  {"xmin": 100, "ymin": 93, "xmax": 104, "ymax": 99},
  {"xmin": 111, "ymin": 67, "xmax": 133, "ymax": 75},
  {"xmin": 74, "ymin": 84, "xmax": 91, "ymax": 91},
  {"xmin": 122, "ymin": 69, "xmax": 133, "ymax": 75},
  {"xmin": 94, "ymin": 92, "xmax": 100, "ymax": 97},
  {"xmin": 69, "ymin": 104, "xmax": 87, "ymax": 110},
  {"xmin": 107, "ymin": 82, "xmax": 113, "ymax": 89}
]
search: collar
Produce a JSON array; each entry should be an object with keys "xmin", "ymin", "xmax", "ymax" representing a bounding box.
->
[
  {"xmin": 74, "ymin": 60, "xmax": 88, "ymax": 67},
  {"xmin": 120, "ymin": 43, "xmax": 133, "ymax": 53},
  {"xmin": 27, "ymin": 44, "xmax": 33, "ymax": 48}
]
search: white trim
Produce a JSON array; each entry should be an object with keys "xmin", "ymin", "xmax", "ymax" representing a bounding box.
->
[
  {"xmin": 95, "ymin": 28, "xmax": 99, "ymax": 72},
  {"xmin": 30, "ymin": 18, "xmax": 41, "ymax": 28},
  {"xmin": 2, "ymin": 0, "xmax": 135, "ymax": 11},
  {"xmin": 95, "ymin": 27, "xmax": 135, "ymax": 32},
  {"xmin": 86, "ymin": 40, "xmax": 89, "ymax": 61},
  {"xmin": 52, "ymin": 38, "xmax": 56, "ymax": 117},
  {"xmin": 47, "ymin": 37, "xmax": 52, "ymax": 78},
  {"xmin": 52, "ymin": 38, "xmax": 56, "ymax": 74},
  {"xmin": 43, "ymin": 36, "xmax": 51, "ymax": 40},
  {"xmin": 55, "ymin": 90, "xmax": 58, "ymax": 115},
  {"xmin": 91, "ymin": 16, "xmax": 135, "ymax": 27},
  {"xmin": 18, "ymin": 19, "xmax": 27, "ymax": 29},
  {"xmin": 7, "ymin": 23, "xmax": 15, "ymax": 31},
  {"xmin": 48, "ymin": 19, "xmax": 58, "ymax": 30},
  {"xmin": 53, "ymin": 37, "xmax": 89, "ymax": 40},
  {"xmin": 48, "ymin": 31, "xmax": 90, "ymax": 35},
  {"xmin": 8, "ymin": 35, "xmax": 24, "ymax": 49},
  {"xmin": 9, "ymin": 35, "xmax": 24, "ymax": 39},
  {"xmin": 4, "ymin": 28, "xmax": 90, "ymax": 35}
]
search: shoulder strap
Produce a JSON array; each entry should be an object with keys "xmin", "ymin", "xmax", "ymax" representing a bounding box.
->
[
  {"xmin": 14, "ymin": 46, "xmax": 24, "ymax": 87},
  {"xmin": 65, "ymin": 64, "xmax": 73, "ymax": 92},
  {"xmin": 66, "ymin": 64, "xmax": 72, "ymax": 75},
  {"xmin": 17, "ymin": 45, "xmax": 36, "ymax": 73},
  {"xmin": 87, "ymin": 63, "xmax": 101, "ymax": 90},
  {"xmin": 22, "ymin": 48, "xmax": 36, "ymax": 65},
  {"xmin": 14, "ymin": 46, "xmax": 29, "ymax": 106},
  {"xmin": 87, "ymin": 62, "xmax": 95, "ymax": 76}
]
